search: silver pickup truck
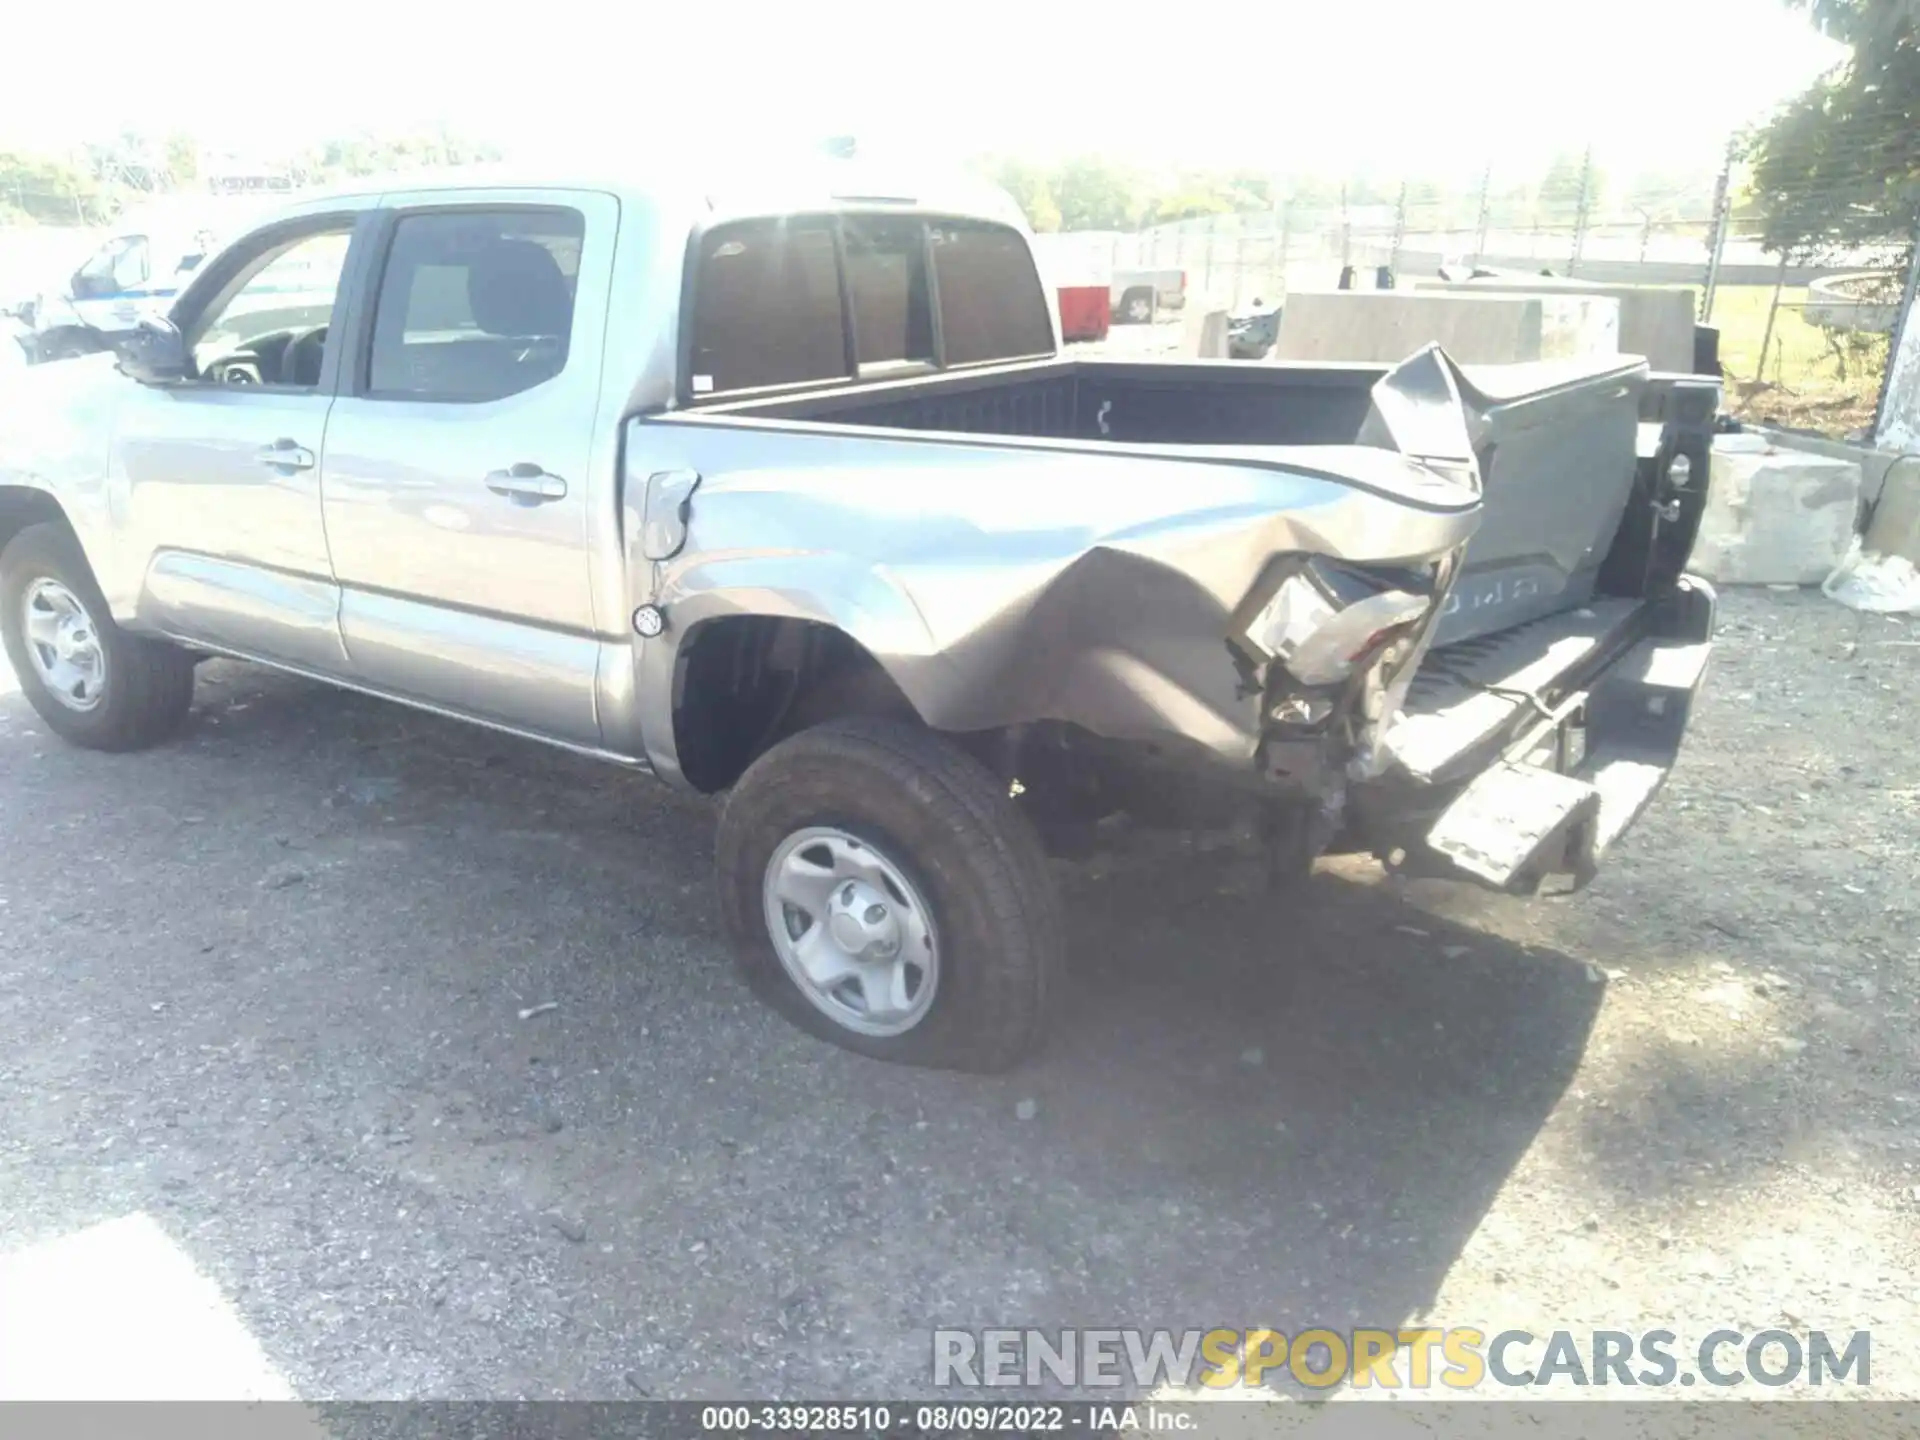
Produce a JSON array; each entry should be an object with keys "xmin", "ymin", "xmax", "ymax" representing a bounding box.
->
[{"xmin": 0, "ymin": 159, "xmax": 1718, "ymax": 1071}]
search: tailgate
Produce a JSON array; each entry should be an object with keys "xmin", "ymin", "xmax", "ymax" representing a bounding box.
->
[{"xmin": 1412, "ymin": 355, "xmax": 1650, "ymax": 647}]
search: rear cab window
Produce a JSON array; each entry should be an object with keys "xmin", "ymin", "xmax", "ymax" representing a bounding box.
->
[
  {"xmin": 688, "ymin": 219, "xmax": 847, "ymax": 396},
  {"xmin": 687, "ymin": 212, "xmax": 1053, "ymax": 400}
]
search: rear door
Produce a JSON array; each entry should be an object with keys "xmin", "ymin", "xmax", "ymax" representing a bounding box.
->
[{"xmin": 318, "ymin": 189, "xmax": 616, "ymax": 745}]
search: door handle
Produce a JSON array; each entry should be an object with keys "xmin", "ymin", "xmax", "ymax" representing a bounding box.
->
[
  {"xmin": 256, "ymin": 439, "xmax": 315, "ymax": 471},
  {"xmin": 485, "ymin": 463, "xmax": 568, "ymax": 505}
]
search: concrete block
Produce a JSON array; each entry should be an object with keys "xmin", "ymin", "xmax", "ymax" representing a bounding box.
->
[
  {"xmin": 1416, "ymin": 277, "xmax": 1697, "ymax": 373},
  {"xmin": 1182, "ymin": 307, "xmax": 1229, "ymax": 358},
  {"xmin": 1751, "ymin": 425, "xmax": 1903, "ymax": 507},
  {"xmin": 1273, "ymin": 291, "xmax": 1619, "ymax": 365},
  {"xmin": 1864, "ymin": 457, "xmax": 1920, "ymax": 566},
  {"xmin": 1694, "ymin": 440, "xmax": 1862, "ymax": 585}
]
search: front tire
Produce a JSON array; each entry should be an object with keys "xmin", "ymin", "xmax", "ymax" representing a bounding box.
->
[
  {"xmin": 716, "ymin": 717, "xmax": 1064, "ymax": 1072},
  {"xmin": 0, "ymin": 522, "xmax": 196, "ymax": 751}
]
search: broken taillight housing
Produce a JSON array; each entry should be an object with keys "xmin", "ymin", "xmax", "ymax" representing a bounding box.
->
[{"xmin": 1233, "ymin": 560, "xmax": 1432, "ymax": 687}]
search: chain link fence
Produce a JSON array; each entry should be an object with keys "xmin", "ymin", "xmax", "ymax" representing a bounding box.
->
[{"xmin": 1043, "ymin": 133, "xmax": 1920, "ymax": 442}]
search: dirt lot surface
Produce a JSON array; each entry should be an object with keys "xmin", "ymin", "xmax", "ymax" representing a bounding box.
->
[{"xmin": 1, "ymin": 588, "xmax": 1915, "ymax": 1407}]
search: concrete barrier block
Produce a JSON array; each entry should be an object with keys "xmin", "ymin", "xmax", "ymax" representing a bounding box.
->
[
  {"xmin": 1416, "ymin": 278, "xmax": 1697, "ymax": 373},
  {"xmin": 1272, "ymin": 291, "xmax": 1619, "ymax": 365},
  {"xmin": 1751, "ymin": 426, "xmax": 1904, "ymax": 507},
  {"xmin": 1694, "ymin": 441, "xmax": 1863, "ymax": 585},
  {"xmin": 1182, "ymin": 307, "xmax": 1230, "ymax": 358},
  {"xmin": 1863, "ymin": 458, "xmax": 1920, "ymax": 566}
]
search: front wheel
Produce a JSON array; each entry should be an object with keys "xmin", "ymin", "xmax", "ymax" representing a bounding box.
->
[
  {"xmin": 0, "ymin": 522, "xmax": 197, "ymax": 750},
  {"xmin": 715, "ymin": 717, "xmax": 1064, "ymax": 1072}
]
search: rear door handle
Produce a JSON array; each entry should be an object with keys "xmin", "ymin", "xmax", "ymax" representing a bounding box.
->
[
  {"xmin": 485, "ymin": 462, "xmax": 568, "ymax": 505},
  {"xmin": 256, "ymin": 439, "xmax": 315, "ymax": 471}
]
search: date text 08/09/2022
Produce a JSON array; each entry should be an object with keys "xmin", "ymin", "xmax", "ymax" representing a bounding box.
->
[{"xmin": 698, "ymin": 1403, "xmax": 1191, "ymax": 1434}]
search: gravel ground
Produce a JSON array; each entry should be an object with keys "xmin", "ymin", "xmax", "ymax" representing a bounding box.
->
[{"xmin": 0, "ymin": 588, "xmax": 1915, "ymax": 1405}]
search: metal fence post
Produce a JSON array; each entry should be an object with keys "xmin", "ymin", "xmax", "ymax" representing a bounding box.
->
[
  {"xmin": 1339, "ymin": 183, "xmax": 1352, "ymax": 276},
  {"xmin": 1204, "ymin": 213, "xmax": 1218, "ymax": 303},
  {"xmin": 1701, "ymin": 137, "xmax": 1737, "ymax": 322},
  {"xmin": 1388, "ymin": 180, "xmax": 1408, "ymax": 281},
  {"xmin": 1472, "ymin": 165, "xmax": 1492, "ymax": 268},
  {"xmin": 1277, "ymin": 199, "xmax": 1292, "ymax": 296},
  {"xmin": 1569, "ymin": 145, "xmax": 1594, "ymax": 277},
  {"xmin": 1754, "ymin": 252, "xmax": 1791, "ymax": 384}
]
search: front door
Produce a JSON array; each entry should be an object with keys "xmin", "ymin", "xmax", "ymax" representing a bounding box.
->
[
  {"xmin": 318, "ymin": 191, "xmax": 614, "ymax": 746},
  {"xmin": 112, "ymin": 214, "xmax": 363, "ymax": 671}
]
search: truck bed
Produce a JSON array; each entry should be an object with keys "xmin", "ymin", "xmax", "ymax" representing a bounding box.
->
[{"xmin": 701, "ymin": 353, "xmax": 1707, "ymax": 648}]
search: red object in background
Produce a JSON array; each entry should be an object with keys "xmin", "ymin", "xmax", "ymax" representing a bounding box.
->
[{"xmin": 1056, "ymin": 285, "xmax": 1110, "ymax": 344}]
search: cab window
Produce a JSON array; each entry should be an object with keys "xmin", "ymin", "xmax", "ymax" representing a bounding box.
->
[
  {"xmin": 930, "ymin": 221, "xmax": 1055, "ymax": 366},
  {"xmin": 185, "ymin": 226, "xmax": 353, "ymax": 389},
  {"xmin": 689, "ymin": 219, "xmax": 848, "ymax": 395},
  {"xmin": 72, "ymin": 236, "xmax": 149, "ymax": 300},
  {"xmin": 365, "ymin": 208, "xmax": 584, "ymax": 402},
  {"xmin": 687, "ymin": 213, "xmax": 1052, "ymax": 398}
]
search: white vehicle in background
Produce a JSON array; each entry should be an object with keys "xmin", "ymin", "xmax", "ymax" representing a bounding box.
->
[
  {"xmin": 1029, "ymin": 233, "xmax": 1187, "ymax": 326},
  {"xmin": 6, "ymin": 195, "xmax": 278, "ymax": 364}
]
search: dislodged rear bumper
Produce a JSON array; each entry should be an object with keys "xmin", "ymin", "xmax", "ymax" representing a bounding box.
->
[{"xmin": 1361, "ymin": 576, "xmax": 1716, "ymax": 895}]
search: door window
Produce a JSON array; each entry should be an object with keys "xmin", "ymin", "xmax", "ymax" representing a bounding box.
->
[
  {"xmin": 187, "ymin": 226, "xmax": 353, "ymax": 389},
  {"xmin": 366, "ymin": 208, "xmax": 584, "ymax": 402},
  {"xmin": 73, "ymin": 235, "xmax": 150, "ymax": 299}
]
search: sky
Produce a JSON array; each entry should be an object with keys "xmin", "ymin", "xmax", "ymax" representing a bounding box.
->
[{"xmin": 0, "ymin": 0, "xmax": 1849, "ymax": 182}]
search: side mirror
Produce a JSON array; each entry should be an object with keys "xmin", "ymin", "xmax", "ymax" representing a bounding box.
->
[{"xmin": 114, "ymin": 317, "xmax": 190, "ymax": 385}]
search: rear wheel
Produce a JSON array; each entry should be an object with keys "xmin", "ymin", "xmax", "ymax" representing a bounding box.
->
[
  {"xmin": 1121, "ymin": 288, "xmax": 1155, "ymax": 324},
  {"xmin": 0, "ymin": 522, "xmax": 196, "ymax": 750},
  {"xmin": 715, "ymin": 717, "xmax": 1063, "ymax": 1072}
]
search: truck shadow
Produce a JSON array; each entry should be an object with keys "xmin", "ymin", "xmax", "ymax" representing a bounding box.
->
[{"xmin": 0, "ymin": 664, "xmax": 1602, "ymax": 1399}]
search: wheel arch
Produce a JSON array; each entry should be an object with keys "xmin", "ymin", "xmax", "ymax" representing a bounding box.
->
[
  {"xmin": 0, "ymin": 486, "xmax": 79, "ymax": 562},
  {"xmin": 667, "ymin": 614, "xmax": 927, "ymax": 794}
]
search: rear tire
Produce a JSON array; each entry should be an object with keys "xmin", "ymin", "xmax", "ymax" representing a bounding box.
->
[
  {"xmin": 0, "ymin": 522, "xmax": 196, "ymax": 751},
  {"xmin": 715, "ymin": 717, "xmax": 1064, "ymax": 1072},
  {"xmin": 1120, "ymin": 288, "xmax": 1155, "ymax": 324}
]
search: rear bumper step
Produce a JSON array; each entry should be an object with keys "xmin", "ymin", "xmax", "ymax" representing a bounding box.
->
[{"xmin": 1375, "ymin": 579, "xmax": 1715, "ymax": 894}]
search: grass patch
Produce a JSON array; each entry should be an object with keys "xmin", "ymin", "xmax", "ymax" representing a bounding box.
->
[{"xmin": 1708, "ymin": 283, "xmax": 1888, "ymax": 437}]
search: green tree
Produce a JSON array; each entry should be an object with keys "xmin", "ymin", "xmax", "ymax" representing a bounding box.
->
[
  {"xmin": 1746, "ymin": 0, "xmax": 1920, "ymax": 256},
  {"xmin": 1049, "ymin": 157, "xmax": 1142, "ymax": 231},
  {"xmin": 163, "ymin": 134, "xmax": 200, "ymax": 188},
  {"xmin": 988, "ymin": 159, "xmax": 1062, "ymax": 233},
  {"xmin": 0, "ymin": 150, "xmax": 101, "ymax": 224}
]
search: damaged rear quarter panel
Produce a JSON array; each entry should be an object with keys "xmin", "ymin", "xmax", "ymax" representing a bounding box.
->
[{"xmin": 628, "ymin": 416, "xmax": 1482, "ymax": 784}]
